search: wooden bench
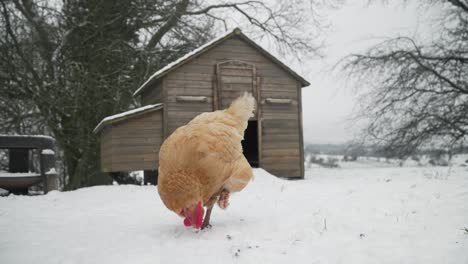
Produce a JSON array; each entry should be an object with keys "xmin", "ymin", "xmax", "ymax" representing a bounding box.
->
[{"xmin": 0, "ymin": 135, "xmax": 57, "ymax": 194}]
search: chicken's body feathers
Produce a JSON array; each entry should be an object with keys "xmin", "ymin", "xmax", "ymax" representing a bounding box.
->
[{"xmin": 158, "ymin": 93, "xmax": 255, "ymax": 219}]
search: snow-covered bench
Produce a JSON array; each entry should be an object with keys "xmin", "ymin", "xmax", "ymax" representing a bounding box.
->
[{"xmin": 0, "ymin": 135, "xmax": 58, "ymax": 194}]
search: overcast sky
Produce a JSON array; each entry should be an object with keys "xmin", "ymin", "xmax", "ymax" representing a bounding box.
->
[{"xmin": 293, "ymin": 1, "xmax": 440, "ymax": 144}]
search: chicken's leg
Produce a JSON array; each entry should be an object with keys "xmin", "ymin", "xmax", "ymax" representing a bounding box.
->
[
  {"xmin": 201, "ymin": 205, "xmax": 213, "ymax": 230},
  {"xmin": 201, "ymin": 188, "xmax": 227, "ymax": 229},
  {"xmin": 201, "ymin": 190, "xmax": 220, "ymax": 229}
]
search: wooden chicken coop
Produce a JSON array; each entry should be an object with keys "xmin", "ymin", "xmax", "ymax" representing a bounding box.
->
[{"xmin": 94, "ymin": 28, "xmax": 310, "ymax": 183}]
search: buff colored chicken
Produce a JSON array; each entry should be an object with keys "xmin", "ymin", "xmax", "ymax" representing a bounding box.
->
[{"xmin": 158, "ymin": 93, "xmax": 255, "ymax": 230}]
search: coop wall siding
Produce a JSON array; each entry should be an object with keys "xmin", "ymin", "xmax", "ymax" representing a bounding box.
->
[
  {"xmin": 260, "ymin": 80, "xmax": 303, "ymax": 178},
  {"xmin": 141, "ymin": 80, "xmax": 163, "ymax": 105},
  {"xmin": 100, "ymin": 111, "xmax": 163, "ymax": 172},
  {"xmin": 146, "ymin": 36, "xmax": 304, "ymax": 178},
  {"xmin": 163, "ymin": 36, "xmax": 298, "ymax": 134}
]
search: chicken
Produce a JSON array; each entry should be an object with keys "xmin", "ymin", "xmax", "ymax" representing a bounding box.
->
[{"xmin": 157, "ymin": 93, "xmax": 255, "ymax": 230}]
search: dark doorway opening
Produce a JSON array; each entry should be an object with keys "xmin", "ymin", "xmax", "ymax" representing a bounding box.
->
[{"xmin": 242, "ymin": 120, "xmax": 259, "ymax": 167}]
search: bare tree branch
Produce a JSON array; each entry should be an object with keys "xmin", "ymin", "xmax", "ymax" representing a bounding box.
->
[{"xmin": 340, "ymin": 2, "xmax": 468, "ymax": 155}]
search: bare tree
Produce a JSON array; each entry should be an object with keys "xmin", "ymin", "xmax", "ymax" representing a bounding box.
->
[
  {"xmin": 0, "ymin": 0, "xmax": 325, "ymax": 189},
  {"xmin": 341, "ymin": 0, "xmax": 468, "ymax": 157}
]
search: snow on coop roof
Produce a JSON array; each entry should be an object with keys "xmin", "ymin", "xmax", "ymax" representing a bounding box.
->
[
  {"xmin": 133, "ymin": 28, "xmax": 310, "ymax": 97},
  {"xmin": 93, "ymin": 103, "xmax": 163, "ymax": 133}
]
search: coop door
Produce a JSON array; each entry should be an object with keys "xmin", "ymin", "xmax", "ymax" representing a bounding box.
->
[
  {"xmin": 216, "ymin": 60, "xmax": 257, "ymax": 117},
  {"xmin": 215, "ymin": 60, "xmax": 262, "ymax": 167}
]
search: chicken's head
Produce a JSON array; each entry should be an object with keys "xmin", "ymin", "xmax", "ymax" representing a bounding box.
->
[{"xmin": 180, "ymin": 200, "xmax": 204, "ymax": 229}]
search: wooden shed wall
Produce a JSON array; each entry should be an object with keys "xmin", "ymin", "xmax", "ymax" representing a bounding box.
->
[
  {"xmin": 141, "ymin": 80, "xmax": 163, "ymax": 105},
  {"xmin": 100, "ymin": 110, "xmax": 163, "ymax": 172},
  {"xmin": 159, "ymin": 36, "xmax": 304, "ymax": 178}
]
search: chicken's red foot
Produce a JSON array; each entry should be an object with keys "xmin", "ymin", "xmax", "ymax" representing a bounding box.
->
[{"xmin": 217, "ymin": 190, "xmax": 230, "ymax": 209}]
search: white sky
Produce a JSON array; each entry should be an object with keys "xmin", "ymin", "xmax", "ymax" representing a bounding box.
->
[{"xmin": 293, "ymin": 1, "xmax": 440, "ymax": 144}]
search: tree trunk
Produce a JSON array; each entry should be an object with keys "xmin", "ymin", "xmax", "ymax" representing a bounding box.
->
[{"xmin": 64, "ymin": 142, "xmax": 111, "ymax": 190}]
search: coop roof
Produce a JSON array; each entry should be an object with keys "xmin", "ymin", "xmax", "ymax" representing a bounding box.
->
[
  {"xmin": 93, "ymin": 103, "xmax": 163, "ymax": 133},
  {"xmin": 133, "ymin": 28, "xmax": 310, "ymax": 97}
]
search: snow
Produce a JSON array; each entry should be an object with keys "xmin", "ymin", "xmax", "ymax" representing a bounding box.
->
[
  {"xmin": 133, "ymin": 28, "xmax": 238, "ymax": 96},
  {"xmin": 46, "ymin": 168, "xmax": 57, "ymax": 175},
  {"xmin": 0, "ymin": 134, "xmax": 54, "ymax": 140},
  {"xmin": 1, "ymin": 163, "xmax": 467, "ymax": 263},
  {"xmin": 0, "ymin": 172, "xmax": 40, "ymax": 178},
  {"xmin": 41, "ymin": 149, "xmax": 55, "ymax": 155},
  {"xmin": 94, "ymin": 103, "xmax": 162, "ymax": 132}
]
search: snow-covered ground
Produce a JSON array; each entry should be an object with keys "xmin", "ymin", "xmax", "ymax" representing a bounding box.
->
[{"xmin": 1, "ymin": 163, "xmax": 467, "ymax": 263}]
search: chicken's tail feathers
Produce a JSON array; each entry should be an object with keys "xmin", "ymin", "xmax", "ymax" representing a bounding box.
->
[{"xmin": 226, "ymin": 92, "xmax": 256, "ymax": 122}]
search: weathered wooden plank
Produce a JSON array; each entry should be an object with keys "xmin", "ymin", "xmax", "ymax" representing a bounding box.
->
[
  {"xmin": 167, "ymin": 120, "xmax": 191, "ymax": 128},
  {"xmin": 262, "ymin": 125, "xmax": 300, "ymax": 134},
  {"xmin": 186, "ymin": 59, "xmax": 291, "ymax": 79},
  {"xmin": 168, "ymin": 112, "xmax": 206, "ymax": 120},
  {"xmin": 109, "ymin": 126, "xmax": 162, "ymax": 135},
  {"xmin": 175, "ymin": 95, "xmax": 208, "ymax": 103},
  {"xmin": 181, "ymin": 50, "xmax": 291, "ymax": 73},
  {"xmin": 262, "ymin": 141, "xmax": 300, "ymax": 149},
  {"xmin": 262, "ymin": 156, "xmax": 300, "ymax": 164},
  {"xmin": 263, "ymin": 131, "xmax": 300, "ymax": 138},
  {"xmin": 263, "ymin": 129, "xmax": 300, "ymax": 136},
  {"xmin": 210, "ymin": 47, "xmax": 261, "ymax": 57},
  {"xmin": 220, "ymin": 75, "xmax": 254, "ymax": 84},
  {"xmin": 262, "ymin": 162, "xmax": 301, "ymax": 171},
  {"xmin": 261, "ymin": 89, "xmax": 298, "ymax": 97},
  {"xmin": 261, "ymin": 148, "xmax": 300, "ymax": 157},
  {"xmin": 162, "ymin": 78, "xmax": 168, "ymax": 139},
  {"xmin": 171, "ymin": 64, "xmax": 216, "ymax": 75},
  {"xmin": 101, "ymin": 144, "xmax": 159, "ymax": 155},
  {"xmin": 165, "ymin": 72, "xmax": 214, "ymax": 81},
  {"xmin": 107, "ymin": 153, "xmax": 158, "ymax": 163},
  {"xmin": 261, "ymin": 104, "xmax": 298, "ymax": 113},
  {"xmin": 111, "ymin": 121, "xmax": 163, "ymax": 129},
  {"xmin": 177, "ymin": 60, "xmax": 296, "ymax": 81},
  {"xmin": 165, "ymin": 79, "xmax": 213, "ymax": 88},
  {"xmin": 110, "ymin": 132, "xmax": 162, "ymax": 140},
  {"xmin": 297, "ymin": 82, "xmax": 305, "ymax": 178},
  {"xmin": 262, "ymin": 159, "xmax": 301, "ymax": 167},
  {"xmin": 263, "ymin": 138, "xmax": 299, "ymax": 146},
  {"xmin": 166, "ymin": 95, "xmax": 212, "ymax": 104},
  {"xmin": 102, "ymin": 156, "xmax": 156, "ymax": 168},
  {"xmin": 107, "ymin": 137, "xmax": 161, "ymax": 146},
  {"xmin": 106, "ymin": 144, "xmax": 159, "ymax": 154},
  {"xmin": 260, "ymin": 77, "xmax": 297, "ymax": 86},
  {"xmin": 262, "ymin": 119, "xmax": 299, "ymax": 127},
  {"xmin": 167, "ymin": 105, "xmax": 212, "ymax": 113},
  {"xmin": 106, "ymin": 147, "xmax": 159, "ymax": 158},
  {"xmin": 262, "ymin": 113, "xmax": 299, "ymax": 120},
  {"xmin": 261, "ymin": 82, "xmax": 298, "ymax": 90},
  {"xmin": 220, "ymin": 68, "xmax": 253, "ymax": 77},
  {"xmin": 167, "ymin": 88, "xmax": 214, "ymax": 96}
]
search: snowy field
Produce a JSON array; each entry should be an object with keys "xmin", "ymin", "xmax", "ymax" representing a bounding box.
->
[{"xmin": 1, "ymin": 160, "xmax": 468, "ymax": 263}]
